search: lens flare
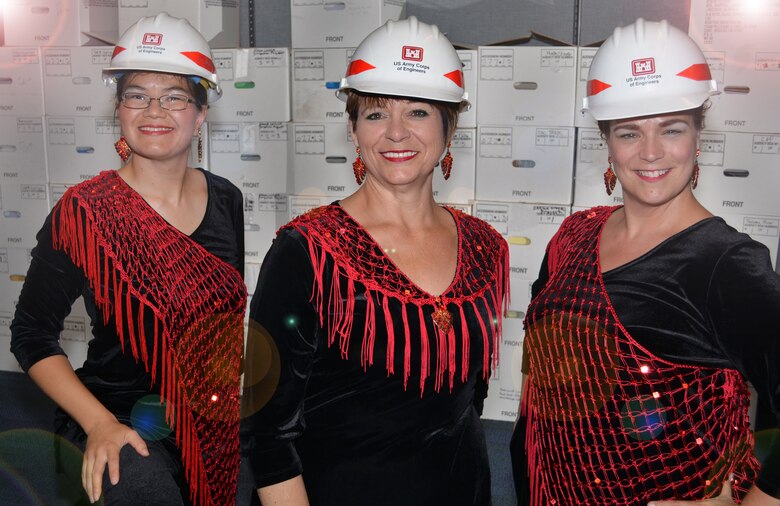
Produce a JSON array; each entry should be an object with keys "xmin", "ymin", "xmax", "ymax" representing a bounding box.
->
[
  {"xmin": 285, "ymin": 314, "xmax": 299, "ymax": 328},
  {"xmin": 742, "ymin": 0, "xmax": 768, "ymax": 13},
  {"xmin": 130, "ymin": 395, "xmax": 173, "ymax": 441},
  {"xmin": 0, "ymin": 429, "xmax": 92, "ymax": 504},
  {"xmin": 173, "ymin": 313, "xmax": 244, "ymax": 421},
  {"xmin": 619, "ymin": 396, "xmax": 666, "ymax": 441},
  {"xmin": 240, "ymin": 319, "xmax": 282, "ymax": 418},
  {"xmin": 525, "ymin": 313, "xmax": 618, "ymax": 421}
]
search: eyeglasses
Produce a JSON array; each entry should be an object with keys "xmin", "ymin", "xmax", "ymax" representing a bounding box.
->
[{"xmin": 120, "ymin": 92, "xmax": 194, "ymax": 111}]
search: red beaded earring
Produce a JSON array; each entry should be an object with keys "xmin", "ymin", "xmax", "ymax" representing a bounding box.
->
[
  {"xmin": 114, "ymin": 136, "xmax": 132, "ymax": 163},
  {"xmin": 353, "ymin": 147, "xmax": 366, "ymax": 184},
  {"xmin": 440, "ymin": 144, "xmax": 453, "ymax": 180},
  {"xmin": 197, "ymin": 128, "xmax": 203, "ymax": 163},
  {"xmin": 691, "ymin": 148, "xmax": 701, "ymax": 190},
  {"xmin": 604, "ymin": 156, "xmax": 617, "ymax": 196}
]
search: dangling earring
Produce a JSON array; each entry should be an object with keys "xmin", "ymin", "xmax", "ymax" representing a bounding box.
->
[
  {"xmin": 114, "ymin": 136, "xmax": 132, "ymax": 163},
  {"xmin": 441, "ymin": 143, "xmax": 453, "ymax": 180},
  {"xmin": 604, "ymin": 156, "xmax": 617, "ymax": 196},
  {"xmin": 691, "ymin": 148, "xmax": 701, "ymax": 190},
  {"xmin": 353, "ymin": 147, "xmax": 366, "ymax": 184},
  {"xmin": 197, "ymin": 128, "xmax": 203, "ymax": 163}
]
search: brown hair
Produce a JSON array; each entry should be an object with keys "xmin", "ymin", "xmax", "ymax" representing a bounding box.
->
[
  {"xmin": 345, "ymin": 91, "xmax": 460, "ymax": 143},
  {"xmin": 598, "ymin": 103, "xmax": 708, "ymax": 139},
  {"xmin": 115, "ymin": 71, "xmax": 208, "ymax": 110}
]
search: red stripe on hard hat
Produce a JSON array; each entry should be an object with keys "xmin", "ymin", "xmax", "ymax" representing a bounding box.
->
[
  {"xmin": 112, "ymin": 46, "xmax": 126, "ymax": 59},
  {"xmin": 677, "ymin": 63, "xmax": 712, "ymax": 81},
  {"xmin": 346, "ymin": 59, "xmax": 376, "ymax": 76},
  {"xmin": 181, "ymin": 52, "xmax": 216, "ymax": 73},
  {"xmin": 444, "ymin": 70, "xmax": 463, "ymax": 88},
  {"xmin": 587, "ymin": 79, "xmax": 612, "ymax": 96}
]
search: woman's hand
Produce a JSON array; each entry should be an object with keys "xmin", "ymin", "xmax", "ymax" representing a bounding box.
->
[
  {"xmin": 82, "ymin": 418, "xmax": 149, "ymax": 503},
  {"xmin": 26, "ymin": 357, "xmax": 151, "ymax": 503},
  {"xmin": 648, "ymin": 478, "xmax": 735, "ymax": 506},
  {"xmin": 650, "ymin": 479, "xmax": 780, "ymax": 506}
]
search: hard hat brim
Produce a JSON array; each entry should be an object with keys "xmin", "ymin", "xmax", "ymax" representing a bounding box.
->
[
  {"xmin": 337, "ymin": 84, "xmax": 470, "ymax": 111},
  {"xmin": 584, "ymin": 89, "xmax": 717, "ymax": 122}
]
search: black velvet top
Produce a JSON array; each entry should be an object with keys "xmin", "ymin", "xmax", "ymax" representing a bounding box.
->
[
  {"xmin": 10, "ymin": 168, "xmax": 244, "ymax": 427},
  {"xmin": 512, "ymin": 216, "xmax": 780, "ymax": 501},
  {"xmin": 240, "ymin": 206, "xmax": 507, "ymax": 506}
]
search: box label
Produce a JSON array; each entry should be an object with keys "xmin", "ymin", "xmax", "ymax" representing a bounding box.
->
[
  {"xmin": 480, "ymin": 48, "xmax": 514, "ymax": 81},
  {"xmin": 535, "ymin": 128, "xmax": 570, "ymax": 147},
  {"xmin": 479, "ymin": 127, "xmax": 512, "ymax": 158},
  {"xmin": 295, "ymin": 125, "xmax": 326, "ymax": 155}
]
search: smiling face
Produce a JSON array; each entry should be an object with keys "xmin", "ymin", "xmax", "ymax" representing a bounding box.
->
[
  {"xmin": 349, "ymin": 96, "xmax": 448, "ymax": 188},
  {"xmin": 606, "ymin": 111, "xmax": 701, "ymax": 208},
  {"xmin": 117, "ymin": 72, "xmax": 207, "ymax": 165}
]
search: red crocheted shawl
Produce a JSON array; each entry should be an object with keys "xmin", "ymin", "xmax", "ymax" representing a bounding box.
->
[
  {"xmin": 521, "ymin": 206, "xmax": 758, "ymax": 505},
  {"xmin": 51, "ymin": 171, "xmax": 247, "ymax": 506},
  {"xmin": 284, "ymin": 204, "xmax": 509, "ymax": 394}
]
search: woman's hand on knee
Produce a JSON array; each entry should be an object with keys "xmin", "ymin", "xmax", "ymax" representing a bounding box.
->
[{"xmin": 81, "ymin": 418, "xmax": 149, "ymax": 504}]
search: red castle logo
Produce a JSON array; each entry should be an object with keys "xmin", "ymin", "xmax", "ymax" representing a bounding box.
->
[
  {"xmin": 631, "ymin": 57, "xmax": 655, "ymax": 76},
  {"xmin": 142, "ymin": 33, "xmax": 163, "ymax": 45},
  {"xmin": 402, "ymin": 46, "xmax": 423, "ymax": 62}
]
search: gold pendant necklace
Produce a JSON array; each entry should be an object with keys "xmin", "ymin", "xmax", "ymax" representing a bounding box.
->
[{"xmin": 431, "ymin": 296, "xmax": 453, "ymax": 333}]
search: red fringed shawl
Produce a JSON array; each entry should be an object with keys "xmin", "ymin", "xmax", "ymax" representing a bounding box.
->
[
  {"xmin": 51, "ymin": 171, "xmax": 247, "ymax": 506},
  {"xmin": 284, "ymin": 205, "xmax": 509, "ymax": 394},
  {"xmin": 521, "ymin": 206, "xmax": 759, "ymax": 505}
]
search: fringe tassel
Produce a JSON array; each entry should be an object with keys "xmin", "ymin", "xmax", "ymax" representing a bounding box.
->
[
  {"xmin": 113, "ymin": 275, "xmax": 125, "ymax": 354},
  {"xmin": 342, "ymin": 279, "xmax": 356, "ymax": 356},
  {"xmin": 382, "ymin": 294, "xmax": 395, "ymax": 375},
  {"xmin": 447, "ymin": 323, "xmax": 456, "ymax": 390},
  {"xmin": 434, "ymin": 316, "xmax": 447, "ymax": 392},
  {"xmin": 310, "ymin": 244, "xmax": 327, "ymax": 328},
  {"xmin": 459, "ymin": 304, "xmax": 470, "ymax": 383},
  {"xmin": 402, "ymin": 304, "xmax": 411, "ymax": 389},
  {"xmin": 125, "ymin": 289, "xmax": 138, "ymax": 360},
  {"xmin": 418, "ymin": 305, "xmax": 430, "ymax": 393},
  {"xmin": 137, "ymin": 303, "xmax": 148, "ymax": 368},
  {"xmin": 470, "ymin": 299, "xmax": 490, "ymax": 377},
  {"xmin": 102, "ymin": 252, "xmax": 110, "ymax": 322},
  {"xmin": 362, "ymin": 292, "xmax": 376, "ymax": 369},
  {"xmin": 522, "ymin": 386, "xmax": 545, "ymax": 505},
  {"xmin": 489, "ymin": 287, "xmax": 503, "ymax": 372},
  {"xmin": 150, "ymin": 319, "xmax": 160, "ymax": 384},
  {"xmin": 325, "ymin": 263, "xmax": 340, "ymax": 346},
  {"xmin": 482, "ymin": 289, "xmax": 499, "ymax": 373}
]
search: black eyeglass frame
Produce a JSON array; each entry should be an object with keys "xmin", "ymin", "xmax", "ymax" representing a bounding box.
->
[{"xmin": 119, "ymin": 92, "xmax": 195, "ymax": 111}]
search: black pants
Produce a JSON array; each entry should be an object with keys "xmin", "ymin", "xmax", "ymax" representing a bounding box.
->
[
  {"xmin": 509, "ymin": 417, "xmax": 530, "ymax": 506},
  {"xmin": 57, "ymin": 417, "xmax": 192, "ymax": 506}
]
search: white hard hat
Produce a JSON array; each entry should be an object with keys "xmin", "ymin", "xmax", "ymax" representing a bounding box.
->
[
  {"xmin": 583, "ymin": 18, "xmax": 718, "ymax": 121},
  {"xmin": 103, "ymin": 12, "xmax": 221, "ymax": 103},
  {"xmin": 337, "ymin": 16, "xmax": 470, "ymax": 110}
]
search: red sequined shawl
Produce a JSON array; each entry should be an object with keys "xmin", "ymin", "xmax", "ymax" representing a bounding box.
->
[
  {"xmin": 284, "ymin": 204, "xmax": 509, "ymax": 394},
  {"xmin": 520, "ymin": 206, "xmax": 759, "ymax": 505},
  {"xmin": 51, "ymin": 171, "xmax": 247, "ymax": 506}
]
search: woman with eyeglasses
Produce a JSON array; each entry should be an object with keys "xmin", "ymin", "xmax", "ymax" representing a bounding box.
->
[{"xmin": 10, "ymin": 13, "xmax": 246, "ymax": 506}]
